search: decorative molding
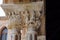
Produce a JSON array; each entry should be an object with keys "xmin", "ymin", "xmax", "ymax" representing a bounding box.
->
[
  {"xmin": 0, "ymin": 1, "xmax": 44, "ymax": 30},
  {"xmin": 0, "ymin": 17, "xmax": 8, "ymax": 20}
]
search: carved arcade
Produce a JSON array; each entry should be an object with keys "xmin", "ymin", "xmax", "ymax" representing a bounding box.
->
[{"xmin": 1, "ymin": 1, "xmax": 44, "ymax": 40}]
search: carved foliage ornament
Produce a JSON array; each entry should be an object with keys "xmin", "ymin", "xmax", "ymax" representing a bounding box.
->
[{"xmin": 6, "ymin": 1, "xmax": 43, "ymax": 29}]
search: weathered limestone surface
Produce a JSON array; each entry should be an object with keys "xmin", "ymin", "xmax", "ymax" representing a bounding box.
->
[
  {"xmin": 0, "ymin": 1, "xmax": 45, "ymax": 40},
  {"xmin": 1, "ymin": 1, "xmax": 43, "ymax": 29}
]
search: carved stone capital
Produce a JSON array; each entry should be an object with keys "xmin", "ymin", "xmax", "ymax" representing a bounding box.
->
[{"xmin": 1, "ymin": 1, "xmax": 44, "ymax": 30}]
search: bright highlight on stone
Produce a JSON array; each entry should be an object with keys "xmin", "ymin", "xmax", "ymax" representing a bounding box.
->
[{"xmin": 0, "ymin": 7, "xmax": 6, "ymax": 17}]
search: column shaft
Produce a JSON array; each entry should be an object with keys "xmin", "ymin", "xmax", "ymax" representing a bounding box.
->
[
  {"xmin": 26, "ymin": 27, "xmax": 37, "ymax": 40},
  {"xmin": 7, "ymin": 29, "xmax": 12, "ymax": 40},
  {"xmin": 7, "ymin": 28, "xmax": 21, "ymax": 40}
]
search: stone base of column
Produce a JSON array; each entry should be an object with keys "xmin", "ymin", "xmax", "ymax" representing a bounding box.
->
[{"xmin": 37, "ymin": 35, "xmax": 46, "ymax": 40}]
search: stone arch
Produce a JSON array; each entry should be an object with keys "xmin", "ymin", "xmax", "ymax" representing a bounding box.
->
[{"xmin": 0, "ymin": 26, "xmax": 8, "ymax": 40}]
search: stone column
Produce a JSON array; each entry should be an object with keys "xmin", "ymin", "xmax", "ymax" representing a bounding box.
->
[
  {"xmin": 7, "ymin": 29, "xmax": 12, "ymax": 40},
  {"xmin": 7, "ymin": 28, "xmax": 21, "ymax": 40},
  {"xmin": 17, "ymin": 30, "xmax": 21, "ymax": 40},
  {"xmin": 7, "ymin": 11, "xmax": 22, "ymax": 40},
  {"xmin": 26, "ymin": 27, "xmax": 37, "ymax": 40},
  {"xmin": 18, "ymin": 33, "xmax": 21, "ymax": 40},
  {"xmin": 11, "ymin": 28, "xmax": 17, "ymax": 40}
]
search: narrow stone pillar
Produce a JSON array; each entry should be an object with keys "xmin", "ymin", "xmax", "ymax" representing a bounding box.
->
[
  {"xmin": 18, "ymin": 34, "xmax": 21, "ymax": 40},
  {"xmin": 18, "ymin": 30, "xmax": 21, "ymax": 40},
  {"xmin": 26, "ymin": 27, "xmax": 37, "ymax": 40},
  {"xmin": 11, "ymin": 28, "xmax": 17, "ymax": 40},
  {"xmin": 7, "ymin": 29, "xmax": 12, "ymax": 40}
]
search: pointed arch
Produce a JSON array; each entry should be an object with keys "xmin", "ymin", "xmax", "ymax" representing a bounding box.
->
[{"xmin": 0, "ymin": 26, "xmax": 8, "ymax": 40}]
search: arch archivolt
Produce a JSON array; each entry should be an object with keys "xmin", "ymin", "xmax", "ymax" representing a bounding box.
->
[{"xmin": 0, "ymin": 26, "xmax": 7, "ymax": 35}]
